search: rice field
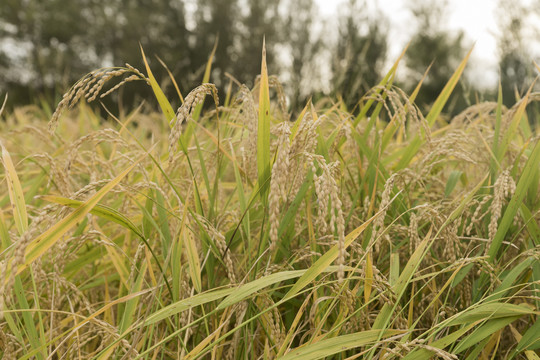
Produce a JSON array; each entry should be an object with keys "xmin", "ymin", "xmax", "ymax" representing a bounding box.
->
[{"xmin": 0, "ymin": 46, "xmax": 539, "ymax": 359}]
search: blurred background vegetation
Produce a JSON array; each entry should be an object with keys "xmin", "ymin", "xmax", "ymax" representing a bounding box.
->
[{"xmin": 0, "ymin": 0, "xmax": 538, "ymax": 114}]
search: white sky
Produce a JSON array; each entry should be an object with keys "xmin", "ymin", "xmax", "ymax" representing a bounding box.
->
[{"xmin": 314, "ymin": 0, "xmax": 507, "ymax": 88}]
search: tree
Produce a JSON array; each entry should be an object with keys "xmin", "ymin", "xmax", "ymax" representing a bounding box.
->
[
  {"xmin": 0, "ymin": 0, "xmax": 324, "ymax": 109},
  {"xmin": 404, "ymin": 0, "xmax": 468, "ymax": 112},
  {"xmin": 0, "ymin": 0, "xmax": 98, "ymax": 100},
  {"xmin": 192, "ymin": 0, "xmax": 240, "ymax": 87},
  {"xmin": 331, "ymin": 0, "xmax": 388, "ymax": 109},
  {"xmin": 496, "ymin": 1, "xmax": 534, "ymax": 107},
  {"xmin": 232, "ymin": 0, "xmax": 284, "ymax": 86},
  {"xmin": 283, "ymin": 0, "xmax": 322, "ymax": 110},
  {"xmin": 0, "ymin": 0, "xmax": 191, "ymax": 106}
]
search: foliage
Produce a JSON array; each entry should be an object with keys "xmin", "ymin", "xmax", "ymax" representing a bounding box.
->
[
  {"xmin": 2, "ymin": 0, "xmax": 516, "ymax": 115},
  {"xmin": 284, "ymin": 0, "xmax": 322, "ymax": 110},
  {"xmin": 403, "ymin": 0, "xmax": 471, "ymax": 113},
  {"xmin": 332, "ymin": 0, "xmax": 388, "ymax": 109},
  {"xmin": 0, "ymin": 0, "xmax": 191, "ymax": 105},
  {"xmin": 0, "ymin": 0, "xmax": 286, "ymax": 107},
  {"xmin": 496, "ymin": 0, "xmax": 536, "ymax": 107}
]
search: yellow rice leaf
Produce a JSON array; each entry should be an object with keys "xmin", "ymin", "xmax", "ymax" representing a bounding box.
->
[
  {"xmin": 257, "ymin": 38, "xmax": 271, "ymax": 204},
  {"xmin": 0, "ymin": 140, "xmax": 28, "ymax": 235},
  {"xmin": 140, "ymin": 45, "xmax": 175, "ymax": 123},
  {"xmin": 364, "ymin": 251, "xmax": 374, "ymax": 303},
  {"xmin": 180, "ymin": 201, "xmax": 202, "ymax": 293}
]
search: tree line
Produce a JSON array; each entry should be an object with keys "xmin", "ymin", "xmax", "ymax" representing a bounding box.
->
[{"xmin": 0, "ymin": 0, "xmax": 537, "ymax": 113}]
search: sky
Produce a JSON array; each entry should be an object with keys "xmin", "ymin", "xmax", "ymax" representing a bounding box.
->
[{"xmin": 314, "ymin": 0, "xmax": 505, "ymax": 88}]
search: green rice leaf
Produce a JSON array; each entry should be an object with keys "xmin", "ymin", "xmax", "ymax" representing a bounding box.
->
[
  {"xmin": 145, "ymin": 271, "xmax": 307, "ymax": 326},
  {"xmin": 39, "ymin": 195, "xmax": 144, "ymax": 239},
  {"xmin": 454, "ymin": 316, "xmax": 522, "ymax": 353},
  {"xmin": 445, "ymin": 170, "xmax": 463, "ymax": 197},
  {"xmin": 119, "ymin": 261, "xmax": 147, "ymax": 333},
  {"xmin": 283, "ymin": 203, "xmax": 389, "ymax": 302},
  {"xmin": 181, "ymin": 204, "xmax": 202, "ymax": 293},
  {"xmin": 445, "ymin": 302, "xmax": 535, "ymax": 327},
  {"xmin": 278, "ymin": 329, "xmax": 404, "ymax": 360},
  {"xmin": 497, "ymin": 87, "xmax": 532, "ymax": 163},
  {"xmin": 516, "ymin": 319, "xmax": 540, "ymax": 352},
  {"xmin": 372, "ymin": 227, "xmax": 433, "ymax": 330},
  {"xmin": 488, "ymin": 140, "xmax": 540, "ymax": 261}
]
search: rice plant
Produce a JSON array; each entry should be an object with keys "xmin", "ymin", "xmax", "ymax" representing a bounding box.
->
[{"xmin": 0, "ymin": 44, "xmax": 538, "ymax": 359}]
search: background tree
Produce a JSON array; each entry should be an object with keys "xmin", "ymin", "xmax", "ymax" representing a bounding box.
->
[
  {"xmin": 0, "ymin": 0, "xmax": 99, "ymax": 101},
  {"xmin": 0, "ymin": 0, "xmax": 191, "ymax": 107},
  {"xmin": 331, "ymin": 0, "xmax": 388, "ymax": 109},
  {"xmin": 232, "ymin": 0, "xmax": 284, "ymax": 86},
  {"xmin": 101, "ymin": 0, "xmax": 191, "ymax": 107},
  {"xmin": 496, "ymin": 0, "xmax": 535, "ymax": 107},
  {"xmin": 283, "ymin": 0, "xmax": 322, "ymax": 110},
  {"xmin": 3, "ymin": 0, "xmax": 528, "ymax": 115},
  {"xmin": 404, "ymin": 0, "xmax": 470, "ymax": 113},
  {"xmin": 192, "ymin": 0, "xmax": 239, "ymax": 87}
]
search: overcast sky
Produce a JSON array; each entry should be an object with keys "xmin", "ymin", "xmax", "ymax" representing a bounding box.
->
[{"xmin": 314, "ymin": 0, "xmax": 537, "ymax": 89}]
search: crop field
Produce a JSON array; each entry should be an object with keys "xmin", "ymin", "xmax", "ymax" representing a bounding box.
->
[{"xmin": 0, "ymin": 46, "xmax": 539, "ymax": 359}]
